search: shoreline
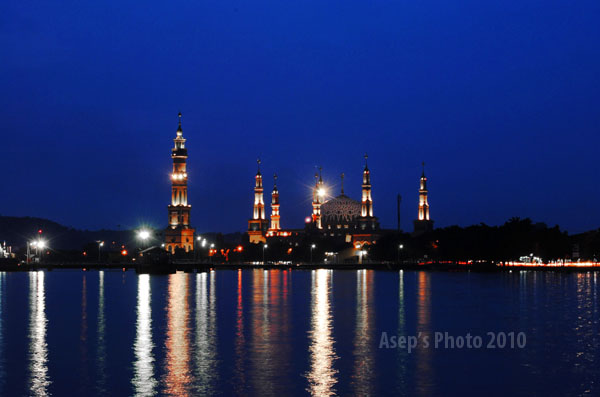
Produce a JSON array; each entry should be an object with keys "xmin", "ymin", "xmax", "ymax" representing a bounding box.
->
[{"xmin": 2, "ymin": 260, "xmax": 600, "ymax": 273}]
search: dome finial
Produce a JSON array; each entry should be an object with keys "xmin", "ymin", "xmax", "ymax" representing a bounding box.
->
[
  {"xmin": 257, "ymin": 158, "xmax": 261, "ymax": 174},
  {"xmin": 273, "ymin": 173, "xmax": 277, "ymax": 188},
  {"xmin": 318, "ymin": 166, "xmax": 323, "ymax": 182},
  {"xmin": 422, "ymin": 161, "xmax": 425, "ymax": 177},
  {"xmin": 341, "ymin": 172, "xmax": 345, "ymax": 195}
]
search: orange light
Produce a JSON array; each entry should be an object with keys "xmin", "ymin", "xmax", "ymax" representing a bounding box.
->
[
  {"xmin": 83, "ymin": 251, "xmax": 87, "ymax": 256},
  {"xmin": 121, "ymin": 249, "xmax": 128, "ymax": 256},
  {"xmin": 236, "ymin": 245, "xmax": 244, "ymax": 252},
  {"xmin": 287, "ymin": 248, "xmax": 293, "ymax": 254}
]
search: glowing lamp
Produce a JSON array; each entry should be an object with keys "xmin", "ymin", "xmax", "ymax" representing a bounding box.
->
[{"xmin": 138, "ymin": 230, "xmax": 150, "ymax": 240}]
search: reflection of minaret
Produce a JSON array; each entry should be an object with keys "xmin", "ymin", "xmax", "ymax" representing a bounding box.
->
[
  {"xmin": 193, "ymin": 272, "xmax": 218, "ymax": 395},
  {"xmin": 27, "ymin": 272, "xmax": 51, "ymax": 395},
  {"xmin": 311, "ymin": 168, "xmax": 324, "ymax": 229},
  {"xmin": 248, "ymin": 159, "xmax": 269, "ymax": 243},
  {"xmin": 269, "ymin": 174, "xmax": 281, "ymax": 232},
  {"xmin": 415, "ymin": 272, "xmax": 432, "ymax": 396},
  {"xmin": 165, "ymin": 113, "xmax": 195, "ymax": 253},
  {"xmin": 0, "ymin": 273, "xmax": 4, "ymax": 384},
  {"xmin": 80, "ymin": 275, "xmax": 89, "ymax": 389},
  {"xmin": 396, "ymin": 270, "xmax": 408, "ymax": 391},
  {"xmin": 250, "ymin": 269, "xmax": 273, "ymax": 394},
  {"xmin": 306, "ymin": 269, "xmax": 338, "ymax": 395},
  {"xmin": 233, "ymin": 270, "xmax": 246, "ymax": 393},
  {"xmin": 352, "ymin": 269, "xmax": 375, "ymax": 395},
  {"xmin": 96, "ymin": 271, "xmax": 107, "ymax": 395},
  {"xmin": 132, "ymin": 274, "xmax": 157, "ymax": 396},
  {"xmin": 164, "ymin": 273, "xmax": 191, "ymax": 395},
  {"xmin": 413, "ymin": 162, "xmax": 434, "ymax": 235}
]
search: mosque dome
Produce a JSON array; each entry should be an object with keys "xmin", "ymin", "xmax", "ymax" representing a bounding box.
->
[{"xmin": 321, "ymin": 194, "xmax": 362, "ymax": 226}]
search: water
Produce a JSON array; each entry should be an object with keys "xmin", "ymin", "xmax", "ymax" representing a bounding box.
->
[{"xmin": 0, "ymin": 269, "xmax": 598, "ymax": 396}]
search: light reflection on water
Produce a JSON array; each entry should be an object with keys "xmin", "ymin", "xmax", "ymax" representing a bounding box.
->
[
  {"xmin": 192, "ymin": 272, "xmax": 218, "ymax": 395},
  {"xmin": 132, "ymin": 274, "xmax": 157, "ymax": 396},
  {"xmin": 0, "ymin": 269, "xmax": 597, "ymax": 395},
  {"xmin": 163, "ymin": 272, "xmax": 191, "ymax": 396},
  {"xmin": 96, "ymin": 271, "xmax": 107, "ymax": 395},
  {"xmin": 0, "ymin": 273, "xmax": 4, "ymax": 390},
  {"xmin": 306, "ymin": 269, "xmax": 338, "ymax": 396},
  {"xmin": 352, "ymin": 269, "xmax": 374, "ymax": 395},
  {"xmin": 27, "ymin": 271, "xmax": 50, "ymax": 397}
]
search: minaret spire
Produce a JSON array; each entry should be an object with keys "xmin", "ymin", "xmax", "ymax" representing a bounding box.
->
[
  {"xmin": 311, "ymin": 167, "xmax": 324, "ymax": 229},
  {"xmin": 269, "ymin": 173, "xmax": 281, "ymax": 232},
  {"xmin": 341, "ymin": 173, "xmax": 345, "ymax": 195},
  {"xmin": 361, "ymin": 154, "xmax": 373, "ymax": 217}
]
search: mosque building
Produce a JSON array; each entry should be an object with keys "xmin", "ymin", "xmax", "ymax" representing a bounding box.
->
[
  {"xmin": 245, "ymin": 155, "xmax": 381, "ymax": 245},
  {"xmin": 317, "ymin": 155, "xmax": 380, "ymax": 246}
]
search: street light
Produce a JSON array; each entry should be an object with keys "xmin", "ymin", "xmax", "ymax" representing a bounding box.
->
[
  {"xmin": 138, "ymin": 229, "xmax": 151, "ymax": 249},
  {"xmin": 97, "ymin": 240, "xmax": 104, "ymax": 262},
  {"xmin": 263, "ymin": 244, "xmax": 268, "ymax": 265},
  {"xmin": 398, "ymin": 244, "xmax": 404, "ymax": 263},
  {"xmin": 310, "ymin": 244, "xmax": 316, "ymax": 263}
]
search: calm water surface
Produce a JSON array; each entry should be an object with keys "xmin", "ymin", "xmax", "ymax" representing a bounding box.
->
[{"xmin": 0, "ymin": 269, "xmax": 598, "ymax": 396}]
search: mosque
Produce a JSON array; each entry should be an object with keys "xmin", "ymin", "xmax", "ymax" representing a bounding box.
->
[
  {"xmin": 246, "ymin": 154, "xmax": 434, "ymax": 246},
  {"xmin": 160, "ymin": 113, "xmax": 434, "ymax": 252}
]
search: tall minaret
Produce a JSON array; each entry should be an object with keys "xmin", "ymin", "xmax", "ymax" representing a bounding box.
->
[
  {"xmin": 361, "ymin": 153, "xmax": 373, "ymax": 217},
  {"xmin": 248, "ymin": 159, "xmax": 268, "ymax": 243},
  {"xmin": 269, "ymin": 173, "xmax": 281, "ymax": 231},
  {"xmin": 358, "ymin": 154, "xmax": 379, "ymax": 232},
  {"xmin": 253, "ymin": 159, "xmax": 265, "ymax": 220},
  {"xmin": 165, "ymin": 112, "xmax": 195, "ymax": 253},
  {"xmin": 311, "ymin": 167, "xmax": 324, "ymax": 229},
  {"xmin": 418, "ymin": 162, "xmax": 430, "ymax": 221},
  {"xmin": 413, "ymin": 162, "xmax": 433, "ymax": 235}
]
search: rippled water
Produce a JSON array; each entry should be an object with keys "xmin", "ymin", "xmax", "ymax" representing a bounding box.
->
[{"xmin": 0, "ymin": 269, "xmax": 598, "ymax": 396}]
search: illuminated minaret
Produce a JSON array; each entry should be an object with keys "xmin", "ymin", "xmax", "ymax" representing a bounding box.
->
[
  {"xmin": 361, "ymin": 154, "xmax": 373, "ymax": 217},
  {"xmin": 358, "ymin": 154, "xmax": 379, "ymax": 231},
  {"xmin": 413, "ymin": 162, "xmax": 434, "ymax": 235},
  {"xmin": 248, "ymin": 159, "xmax": 268, "ymax": 243},
  {"xmin": 418, "ymin": 162, "xmax": 429, "ymax": 221},
  {"xmin": 311, "ymin": 167, "xmax": 324, "ymax": 229},
  {"xmin": 165, "ymin": 113, "xmax": 195, "ymax": 253},
  {"xmin": 269, "ymin": 173, "xmax": 281, "ymax": 232}
]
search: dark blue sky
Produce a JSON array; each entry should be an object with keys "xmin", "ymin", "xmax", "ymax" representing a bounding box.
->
[{"xmin": 1, "ymin": 0, "xmax": 599, "ymax": 233}]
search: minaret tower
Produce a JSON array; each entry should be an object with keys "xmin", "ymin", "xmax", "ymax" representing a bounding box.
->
[
  {"xmin": 311, "ymin": 167, "xmax": 324, "ymax": 229},
  {"xmin": 413, "ymin": 162, "xmax": 434, "ymax": 235},
  {"xmin": 248, "ymin": 159, "xmax": 268, "ymax": 243},
  {"xmin": 269, "ymin": 173, "xmax": 281, "ymax": 232},
  {"xmin": 361, "ymin": 154, "xmax": 373, "ymax": 217},
  {"xmin": 358, "ymin": 154, "xmax": 379, "ymax": 231},
  {"xmin": 165, "ymin": 112, "xmax": 195, "ymax": 253},
  {"xmin": 418, "ymin": 162, "xmax": 430, "ymax": 221}
]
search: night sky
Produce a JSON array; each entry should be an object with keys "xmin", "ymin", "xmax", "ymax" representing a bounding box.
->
[{"xmin": 1, "ymin": 0, "xmax": 599, "ymax": 233}]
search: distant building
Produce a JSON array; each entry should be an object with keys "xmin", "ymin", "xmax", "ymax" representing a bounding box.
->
[
  {"xmin": 413, "ymin": 162, "xmax": 434, "ymax": 235},
  {"xmin": 165, "ymin": 113, "xmax": 195, "ymax": 253}
]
